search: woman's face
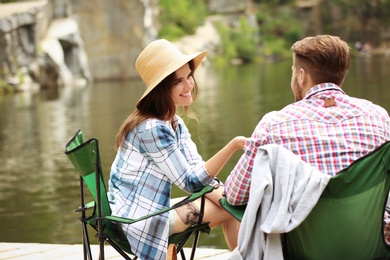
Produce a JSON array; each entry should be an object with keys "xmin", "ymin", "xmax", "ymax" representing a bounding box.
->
[{"xmin": 171, "ymin": 63, "xmax": 195, "ymax": 108}]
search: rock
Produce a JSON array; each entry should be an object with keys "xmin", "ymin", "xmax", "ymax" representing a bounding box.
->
[
  {"xmin": 0, "ymin": 0, "xmax": 91, "ymax": 91},
  {"xmin": 173, "ymin": 17, "xmax": 221, "ymax": 64},
  {"xmin": 43, "ymin": 17, "xmax": 91, "ymax": 85},
  {"xmin": 69, "ymin": 0, "xmax": 158, "ymax": 81}
]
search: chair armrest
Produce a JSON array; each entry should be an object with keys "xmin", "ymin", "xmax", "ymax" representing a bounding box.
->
[
  {"xmin": 171, "ymin": 185, "xmax": 215, "ymax": 208},
  {"xmin": 75, "ymin": 201, "xmax": 95, "ymax": 212},
  {"xmin": 106, "ymin": 185, "xmax": 216, "ymax": 224}
]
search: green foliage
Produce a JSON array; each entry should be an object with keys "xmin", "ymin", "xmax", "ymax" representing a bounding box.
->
[
  {"xmin": 214, "ymin": 4, "xmax": 303, "ymax": 64},
  {"xmin": 235, "ymin": 18, "xmax": 260, "ymax": 62},
  {"xmin": 214, "ymin": 17, "xmax": 260, "ymax": 66},
  {"xmin": 159, "ymin": 0, "xmax": 390, "ymax": 64},
  {"xmin": 255, "ymin": 0, "xmax": 295, "ymax": 5},
  {"xmin": 329, "ymin": 0, "xmax": 390, "ymax": 42},
  {"xmin": 257, "ymin": 5, "xmax": 303, "ymax": 43},
  {"xmin": 333, "ymin": 0, "xmax": 390, "ymax": 18},
  {"xmin": 256, "ymin": 4, "xmax": 304, "ymax": 60},
  {"xmin": 262, "ymin": 38, "xmax": 290, "ymax": 60},
  {"xmin": 214, "ymin": 22, "xmax": 237, "ymax": 66},
  {"xmin": 158, "ymin": 0, "xmax": 208, "ymax": 41},
  {"xmin": 0, "ymin": 78, "xmax": 5, "ymax": 88},
  {"xmin": 0, "ymin": 79, "xmax": 15, "ymax": 95}
]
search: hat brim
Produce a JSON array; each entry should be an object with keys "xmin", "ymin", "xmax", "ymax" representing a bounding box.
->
[{"xmin": 137, "ymin": 50, "xmax": 208, "ymax": 105}]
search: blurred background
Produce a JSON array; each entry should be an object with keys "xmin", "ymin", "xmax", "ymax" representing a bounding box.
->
[{"xmin": 1, "ymin": 0, "xmax": 390, "ymax": 250}]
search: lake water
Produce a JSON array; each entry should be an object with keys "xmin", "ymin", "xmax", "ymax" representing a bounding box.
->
[{"xmin": 0, "ymin": 56, "xmax": 389, "ymax": 249}]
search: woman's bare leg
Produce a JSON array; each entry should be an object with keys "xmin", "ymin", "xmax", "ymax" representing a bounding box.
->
[
  {"xmin": 203, "ymin": 186, "xmax": 240, "ymax": 250},
  {"xmin": 171, "ymin": 186, "xmax": 239, "ymax": 250},
  {"xmin": 221, "ymin": 217, "xmax": 240, "ymax": 250}
]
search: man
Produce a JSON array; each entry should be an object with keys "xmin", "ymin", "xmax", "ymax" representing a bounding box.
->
[{"xmin": 224, "ymin": 34, "xmax": 390, "ymax": 206}]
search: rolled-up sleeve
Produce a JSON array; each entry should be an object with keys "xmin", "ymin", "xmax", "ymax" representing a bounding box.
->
[{"xmin": 224, "ymin": 119, "xmax": 270, "ymax": 205}]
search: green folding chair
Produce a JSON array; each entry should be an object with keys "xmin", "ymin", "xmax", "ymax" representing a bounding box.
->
[
  {"xmin": 220, "ymin": 141, "xmax": 390, "ymax": 260},
  {"xmin": 64, "ymin": 129, "xmax": 214, "ymax": 260}
]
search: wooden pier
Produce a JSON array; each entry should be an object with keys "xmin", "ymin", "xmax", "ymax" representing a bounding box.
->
[{"xmin": 0, "ymin": 242, "xmax": 230, "ymax": 260}]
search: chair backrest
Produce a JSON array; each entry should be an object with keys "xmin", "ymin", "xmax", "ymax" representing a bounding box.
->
[
  {"xmin": 220, "ymin": 141, "xmax": 390, "ymax": 259},
  {"xmin": 65, "ymin": 130, "xmax": 111, "ymax": 219},
  {"xmin": 284, "ymin": 141, "xmax": 390, "ymax": 260},
  {"xmin": 65, "ymin": 130, "xmax": 133, "ymax": 255}
]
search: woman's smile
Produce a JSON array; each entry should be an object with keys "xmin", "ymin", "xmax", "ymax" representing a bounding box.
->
[{"xmin": 172, "ymin": 63, "xmax": 194, "ymax": 107}]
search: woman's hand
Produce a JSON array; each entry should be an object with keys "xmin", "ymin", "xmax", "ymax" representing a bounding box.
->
[{"xmin": 231, "ymin": 136, "xmax": 248, "ymax": 150}]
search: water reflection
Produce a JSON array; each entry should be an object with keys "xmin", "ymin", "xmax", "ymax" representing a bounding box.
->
[
  {"xmin": 0, "ymin": 57, "xmax": 389, "ymax": 248},
  {"xmin": 0, "ymin": 82, "xmax": 146, "ymax": 244}
]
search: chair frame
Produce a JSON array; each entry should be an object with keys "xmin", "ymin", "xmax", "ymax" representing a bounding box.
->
[
  {"xmin": 66, "ymin": 130, "xmax": 214, "ymax": 260},
  {"xmin": 74, "ymin": 145, "xmax": 133, "ymax": 260}
]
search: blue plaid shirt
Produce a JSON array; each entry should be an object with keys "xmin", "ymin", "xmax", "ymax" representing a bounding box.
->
[{"xmin": 108, "ymin": 115, "xmax": 216, "ymax": 260}]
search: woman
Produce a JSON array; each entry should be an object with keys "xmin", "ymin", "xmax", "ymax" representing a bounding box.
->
[{"xmin": 107, "ymin": 39, "xmax": 245, "ymax": 260}]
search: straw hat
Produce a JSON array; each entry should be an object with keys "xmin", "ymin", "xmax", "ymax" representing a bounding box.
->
[{"xmin": 135, "ymin": 39, "xmax": 208, "ymax": 104}]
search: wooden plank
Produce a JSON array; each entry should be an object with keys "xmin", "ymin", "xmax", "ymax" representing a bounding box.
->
[
  {"xmin": 0, "ymin": 243, "xmax": 230, "ymax": 259},
  {"xmin": 0, "ymin": 243, "xmax": 64, "ymax": 260}
]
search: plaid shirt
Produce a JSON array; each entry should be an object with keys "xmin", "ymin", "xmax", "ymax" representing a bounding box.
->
[
  {"xmin": 108, "ymin": 115, "xmax": 216, "ymax": 260},
  {"xmin": 224, "ymin": 83, "xmax": 390, "ymax": 206}
]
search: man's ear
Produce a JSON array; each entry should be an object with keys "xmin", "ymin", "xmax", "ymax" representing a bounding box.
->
[
  {"xmin": 298, "ymin": 67, "xmax": 306, "ymax": 86},
  {"xmin": 299, "ymin": 67, "xmax": 315, "ymax": 91}
]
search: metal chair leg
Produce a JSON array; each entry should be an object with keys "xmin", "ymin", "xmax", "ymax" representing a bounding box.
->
[{"xmin": 81, "ymin": 222, "xmax": 93, "ymax": 260}]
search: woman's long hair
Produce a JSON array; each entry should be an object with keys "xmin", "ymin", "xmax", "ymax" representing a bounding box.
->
[{"xmin": 114, "ymin": 61, "xmax": 199, "ymax": 149}]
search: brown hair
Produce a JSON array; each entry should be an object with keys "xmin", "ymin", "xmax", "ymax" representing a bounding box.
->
[
  {"xmin": 114, "ymin": 61, "xmax": 199, "ymax": 149},
  {"xmin": 291, "ymin": 35, "xmax": 351, "ymax": 86}
]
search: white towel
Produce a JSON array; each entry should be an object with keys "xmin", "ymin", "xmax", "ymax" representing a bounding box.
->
[{"xmin": 228, "ymin": 144, "xmax": 330, "ymax": 260}]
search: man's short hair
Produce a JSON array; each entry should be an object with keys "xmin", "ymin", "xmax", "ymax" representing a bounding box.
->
[{"xmin": 291, "ymin": 35, "xmax": 351, "ymax": 86}]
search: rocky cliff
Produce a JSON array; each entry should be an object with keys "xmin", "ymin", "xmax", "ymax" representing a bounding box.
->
[
  {"xmin": 69, "ymin": 0, "xmax": 159, "ymax": 81},
  {"xmin": 0, "ymin": 0, "xmax": 159, "ymax": 91}
]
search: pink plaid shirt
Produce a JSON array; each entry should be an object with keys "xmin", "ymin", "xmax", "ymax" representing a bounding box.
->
[{"xmin": 224, "ymin": 83, "xmax": 390, "ymax": 206}]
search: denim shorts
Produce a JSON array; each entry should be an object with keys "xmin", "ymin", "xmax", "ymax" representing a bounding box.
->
[{"xmin": 168, "ymin": 209, "xmax": 176, "ymax": 235}]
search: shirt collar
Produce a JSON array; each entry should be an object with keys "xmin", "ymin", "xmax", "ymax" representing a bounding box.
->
[
  {"xmin": 171, "ymin": 114, "xmax": 180, "ymax": 130},
  {"xmin": 304, "ymin": 83, "xmax": 346, "ymax": 100}
]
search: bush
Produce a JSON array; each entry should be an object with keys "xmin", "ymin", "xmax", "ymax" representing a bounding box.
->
[
  {"xmin": 158, "ymin": 0, "xmax": 208, "ymax": 41},
  {"xmin": 215, "ymin": 17, "xmax": 260, "ymax": 65},
  {"xmin": 256, "ymin": 4, "xmax": 304, "ymax": 60}
]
